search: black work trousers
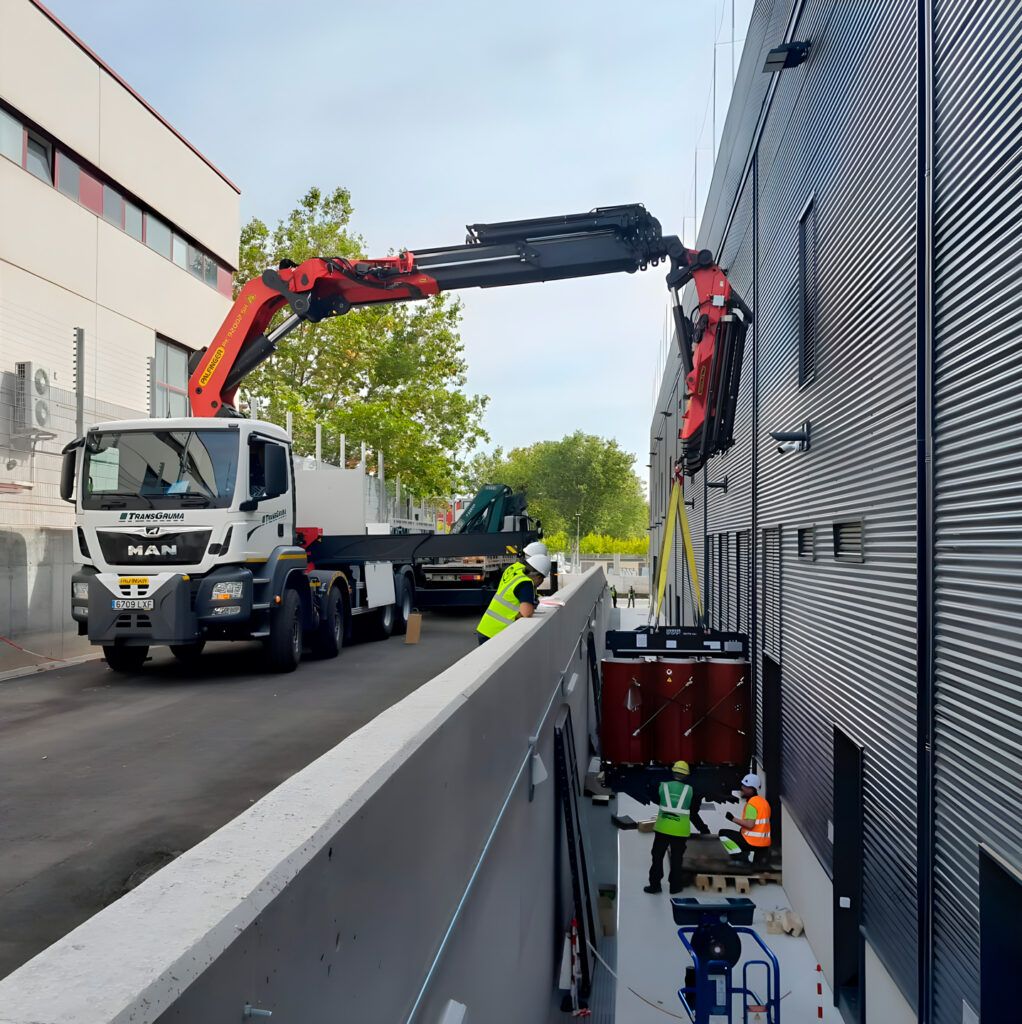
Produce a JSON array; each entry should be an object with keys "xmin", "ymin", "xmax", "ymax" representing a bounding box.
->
[
  {"xmin": 719, "ymin": 828, "xmax": 771, "ymax": 867},
  {"xmin": 649, "ymin": 831, "xmax": 688, "ymax": 891}
]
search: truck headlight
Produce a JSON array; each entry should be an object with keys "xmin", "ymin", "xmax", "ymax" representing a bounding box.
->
[
  {"xmin": 73, "ymin": 582, "xmax": 89, "ymax": 600},
  {"xmin": 212, "ymin": 581, "xmax": 244, "ymax": 600},
  {"xmin": 211, "ymin": 605, "xmax": 241, "ymax": 617}
]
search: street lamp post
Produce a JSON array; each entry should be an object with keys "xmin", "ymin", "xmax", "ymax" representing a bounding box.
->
[{"xmin": 575, "ymin": 513, "xmax": 581, "ymax": 575}]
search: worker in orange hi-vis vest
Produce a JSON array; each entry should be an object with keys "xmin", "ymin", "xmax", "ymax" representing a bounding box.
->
[{"xmin": 718, "ymin": 773, "xmax": 771, "ymax": 867}]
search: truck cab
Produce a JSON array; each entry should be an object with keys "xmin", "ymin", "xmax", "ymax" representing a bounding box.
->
[{"xmin": 62, "ymin": 418, "xmax": 395, "ymax": 673}]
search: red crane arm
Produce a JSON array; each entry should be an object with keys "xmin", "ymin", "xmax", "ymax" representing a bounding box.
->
[{"xmin": 187, "ymin": 205, "xmax": 750, "ymax": 474}]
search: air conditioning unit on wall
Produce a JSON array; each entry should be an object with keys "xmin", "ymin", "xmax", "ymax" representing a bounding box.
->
[{"xmin": 14, "ymin": 361, "xmax": 54, "ymax": 434}]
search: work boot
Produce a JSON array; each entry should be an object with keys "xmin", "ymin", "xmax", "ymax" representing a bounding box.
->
[{"xmin": 643, "ymin": 884, "xmax": 662, "ymax": 894}]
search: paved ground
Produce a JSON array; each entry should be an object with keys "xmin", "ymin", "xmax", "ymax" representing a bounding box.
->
[{"xmin": 0, "ymin": 613, "xmax": 476, "ymax": 980}]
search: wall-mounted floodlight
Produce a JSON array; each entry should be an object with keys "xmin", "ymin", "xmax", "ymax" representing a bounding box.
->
[
  {"xmin": 769, "ymin": 421, "xmax": 811, "ymax": 454},
  {"xmin": 763, "ymin": 41, "xmax": 811, "ymax": 73}
]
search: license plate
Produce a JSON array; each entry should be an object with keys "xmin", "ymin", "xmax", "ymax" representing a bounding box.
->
[{"xmin": 111, "ymin": 599, "xmax": 154, "ymax": 611}]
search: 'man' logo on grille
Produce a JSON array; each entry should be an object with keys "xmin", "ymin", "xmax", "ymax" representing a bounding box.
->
[{"xmin": 127, "ymin": 544, "xmax": 178, "ymax": 558}]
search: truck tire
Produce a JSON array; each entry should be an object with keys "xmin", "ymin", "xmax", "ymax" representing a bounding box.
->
[
  {"xmin": 393, "ymin": 575, "xmax": 413, "ymax": 636},
  {"xmin": 266, "ymin": 589, "xmax": 303, "ymax": 673},
  {"xmin": 103, "ymin": 644, "xmax": 148, "ymax": 673},
  {"xmin": 170, "ymin": 641, "xmax": 205, "ymax": 663},
  {"xmin": 311, "ymin": 586, "xmax": 344, "ymax": 659},
  {"xmin": 368, "ymin": 600, "xmax": 395, "ymax": 642}
]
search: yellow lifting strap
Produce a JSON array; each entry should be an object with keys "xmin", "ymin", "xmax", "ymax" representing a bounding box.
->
[{"xmin": 652, "ymin": 478, "xmax": 702, "ymax": 624}]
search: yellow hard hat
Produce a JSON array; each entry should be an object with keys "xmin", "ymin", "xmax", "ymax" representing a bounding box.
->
[{"xmin": 672, "ymin": 760, "xmax": 691, "ymax": 776}]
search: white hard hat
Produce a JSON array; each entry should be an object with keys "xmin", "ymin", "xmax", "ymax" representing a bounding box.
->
[
  {"xmin": 525, "ymin": 552, "xmax": 552, "ymax": 577},
  {"xmin": 523, "ymin": 541, "xmax": 549, "ymax": 558},
  {"xmin": 741, "ymin": 773, "xmax": 761, "ymax": 789}
]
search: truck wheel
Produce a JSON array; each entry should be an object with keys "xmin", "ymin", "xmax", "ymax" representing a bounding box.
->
[
  {"xmin": 368, "ymin": 600, "xmax": 395, "ymax": 642},
  {"xmin": 393, "ymin": 575, "xmax": 413, "ymax": 636},
  {"xmin": 103, "ymin": 644, "xmax": 148, "ymax": 673},
  {"xmin": 311, "ymin": 586, "xmax": 344, "ymax": 659},
  {"xmin": 170, "ymin": 641, "xmax": 205, "ymax": 663},
  {"xmin": 267, "ymin": 589, "xmax": 303, "ymax": 673}
]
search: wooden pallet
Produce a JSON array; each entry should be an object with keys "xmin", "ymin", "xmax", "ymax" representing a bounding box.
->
[{"xmin": 695, "ymin": 871, "xmax": 781, "ymax": 895}]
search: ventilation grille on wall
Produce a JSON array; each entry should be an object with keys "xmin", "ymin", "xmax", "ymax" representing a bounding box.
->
[
  {"xmin": 797, "ymin": 526, "xmax": 816, "ymax": 561},
  {"xmin": 833, "ymin": 519, "xmax": 864, "ymax": 562}
]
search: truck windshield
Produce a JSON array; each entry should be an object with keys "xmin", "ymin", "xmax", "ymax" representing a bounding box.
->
[{"xmin": 81, "ymin": 429, "xmax": 239, "ymax": 510}]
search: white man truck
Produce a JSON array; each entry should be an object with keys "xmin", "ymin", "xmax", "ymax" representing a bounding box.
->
[
  {"xmin": 62, "ymin": 418, "xmax": 415, "ymax": 673},
  {"xmin": 60, "ymin": 205, "xmax": 747, "ymax": 672}
]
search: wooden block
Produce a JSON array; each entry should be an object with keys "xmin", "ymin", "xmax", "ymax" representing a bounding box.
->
[
  {"xmin": 765, "ymin": 911, "xmax": 784, "ymax": 935},
  {"xmin": 403, "ymin": 612, "xmax": 422, "ymax": 644},
  {"xmin": 734, "ymin": 876, "xmax": 751, "ymax": 895},
  {"xmin": 781, "ymin": 910, "xmax": 804, "ymax": 937},
  {"xmin": 637, "ymin": 819, "xmax": 657, "ymax": 833},
  {"xmin": 711, "ymin": 874, "xmax": 728, "ymax": 893},
  {"xmin": 695, "ymin": 874, "xmax": 712, "ymax": 891}
]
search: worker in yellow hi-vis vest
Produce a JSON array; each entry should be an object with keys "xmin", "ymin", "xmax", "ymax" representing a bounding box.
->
[
  {"xmin": 475, "ymin": 551, "xmax": 551, "ymax": 645},
  {"xmin": 644, "ymin": 760, "xmax": 693, "ymax": 895}
]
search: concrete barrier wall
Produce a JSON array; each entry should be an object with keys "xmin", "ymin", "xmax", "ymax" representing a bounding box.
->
[{"xmin": 0, "ymin": 569, "xmax": 609, "ymax": 1024}]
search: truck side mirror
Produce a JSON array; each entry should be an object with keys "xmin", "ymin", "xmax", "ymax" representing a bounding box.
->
[
  {"xmin": 60, "ymin": 448, "xmax": 77, "ymax": 503},
  {"xmin": 264, "ymin": 444, "xmax": 289, "ymax": 499}
]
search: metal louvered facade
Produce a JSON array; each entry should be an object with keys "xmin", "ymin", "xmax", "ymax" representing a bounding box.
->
[
  {"xmin": 648, "ymin": 0, "xmax": 1022, "ymax": 1019},
  {"xmin": 930, "ymin": 0, "xmax": 1022, "ymax": 1021}
]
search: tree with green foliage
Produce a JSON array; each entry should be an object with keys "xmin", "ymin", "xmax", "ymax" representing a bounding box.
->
[
  {"xmin": 462, "ymin": 432, "xmax": 648, "ymax": 539},
  {"xmin": 236, "ymin": 187, "xmax": 488, "ymax": 496}
]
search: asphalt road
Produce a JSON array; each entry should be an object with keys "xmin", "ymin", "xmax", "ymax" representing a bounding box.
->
[{"xmin": 0, "ymin": 613, "xmax": 476, "ymax": 980}]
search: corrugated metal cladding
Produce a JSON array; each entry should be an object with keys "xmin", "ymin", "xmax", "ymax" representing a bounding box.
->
[
  {"xmin": 931, "ymin": 0, "xmax": 1022, "ymax": 1020},
  {"xmin": 649, "ymin": 0, "xmax": 938, "ymax": 1007}
]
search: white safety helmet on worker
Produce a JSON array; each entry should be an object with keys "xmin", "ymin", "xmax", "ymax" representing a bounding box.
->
[
  {"xmin": 525, "ymin": 552, "xmax": 552, "ymax": 578},
  {"xmin": 523, "ymin": 541, "xmax": 549, "ymax": 558},
  {"xmin": 741, "ymin": 773, "xmax": 761, "ymax": 789}
]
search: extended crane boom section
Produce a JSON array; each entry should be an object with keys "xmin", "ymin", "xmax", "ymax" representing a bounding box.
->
[{"xmin": 188, "ymin": 204, "xmax": 750, "ymax": 474}]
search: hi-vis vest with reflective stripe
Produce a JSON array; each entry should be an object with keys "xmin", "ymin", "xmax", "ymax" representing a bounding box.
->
[
  {"xmin": 743, "ymin": 795, "xmax": 771, "ymax": 847},
  {"xmin": 477, "ymin": 562, "xmax": 530, "ymax": 639},
  {"xmin": 497, "ymin": 560, "xmax": 526, "ymax": 592},
  {"xmin": 654, "ymin": 780, "xmax": 693, "ymax": 836}
]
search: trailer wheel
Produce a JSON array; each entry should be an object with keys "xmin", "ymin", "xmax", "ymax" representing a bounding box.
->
[
  {"xmin": 311, "ymin": 586, "xmax": 344, "ymax": 659},
  {"xmin": 368, "ymin": 599, "xmax": 395, "ymax": 641},
  {"xmin": 170, "ymin": 641, "xmax": 205, "ymax": 663},
  {"xmin": 103, "ymin": 644, "xmax": 148, "ymax": 673},
  {"xmin": 266, "ymin": 589, "xmax": 303, "ymax": 672},
  {"xmin": 393, "ymin": 575, "xmax": 413, "ymax": 636}
]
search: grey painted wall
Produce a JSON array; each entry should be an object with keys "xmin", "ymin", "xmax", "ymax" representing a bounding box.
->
[{"xmin": 0, "ymin": 569, "xmax": 609, "ymax": 1024}]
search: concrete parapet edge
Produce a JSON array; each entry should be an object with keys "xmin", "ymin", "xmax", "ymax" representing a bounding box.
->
[{"xmin": 0, "ymin": 569, "xmax": 608, "ymax": 1024}]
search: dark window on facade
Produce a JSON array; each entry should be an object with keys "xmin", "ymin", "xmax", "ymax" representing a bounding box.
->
[
  {"xmin": 762, "ymin": 527, "xmax": 781, "ymax": 658},
  {"xmin": 798, "ymin": 198, "xmax": 818, "ymax": 385},
  {"xmin": 25, "ymin": 132, "xmax": 52, "ymax": 184},
  {"xmin": 102, "ymin": 184, "xmax": 124, "ymax": 227},
  {"xmin": 797, "ymin": 526, "xmax": 816, "ymax": 561},
  {"xmin": 146, "ymin": 216, "xmax": 173, "ymax": 259},
  {"xmin": 188, "ymin": 243, "xmax": 205, "ymax": 280},
  {"xmin": 736, "ymin": 529, "xmax": 750, "ymax": 634},
  {"xmin": 980, "ymin": 846, "xmax": 1022, "ymax": 1019},
  {"xmin": 0, "ymin": 107, "xmax": 21, "ymax": 163},
  {"xmin": 125, "ymin": 200, "xmax": 143, "ymax": 241},
  {"xmin": 151, "ymin": 336, "xmax": 190, "ymax": 418},
  {"xmin": 56, "ymin": 151, "xmax": 80, "ymax": 201},
  {"xmin": 833, "ymin": 519, "xmax": 864, "ymax": 562}
]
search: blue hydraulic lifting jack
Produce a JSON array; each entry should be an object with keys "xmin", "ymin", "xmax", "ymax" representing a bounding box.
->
[{"xmin": 671, "ymin": 897, "xmax": 781, "ymax": 1023}]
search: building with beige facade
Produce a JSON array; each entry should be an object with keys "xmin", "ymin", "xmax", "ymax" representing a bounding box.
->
[{"xmin": 0, "ymin": 0, "xmax": 240, "ymax": 666}]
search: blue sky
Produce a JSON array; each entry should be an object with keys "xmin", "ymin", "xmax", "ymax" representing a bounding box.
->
[{"xmin": 47, "ymin": 0, "xmax": 751, "ymax": 476}]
